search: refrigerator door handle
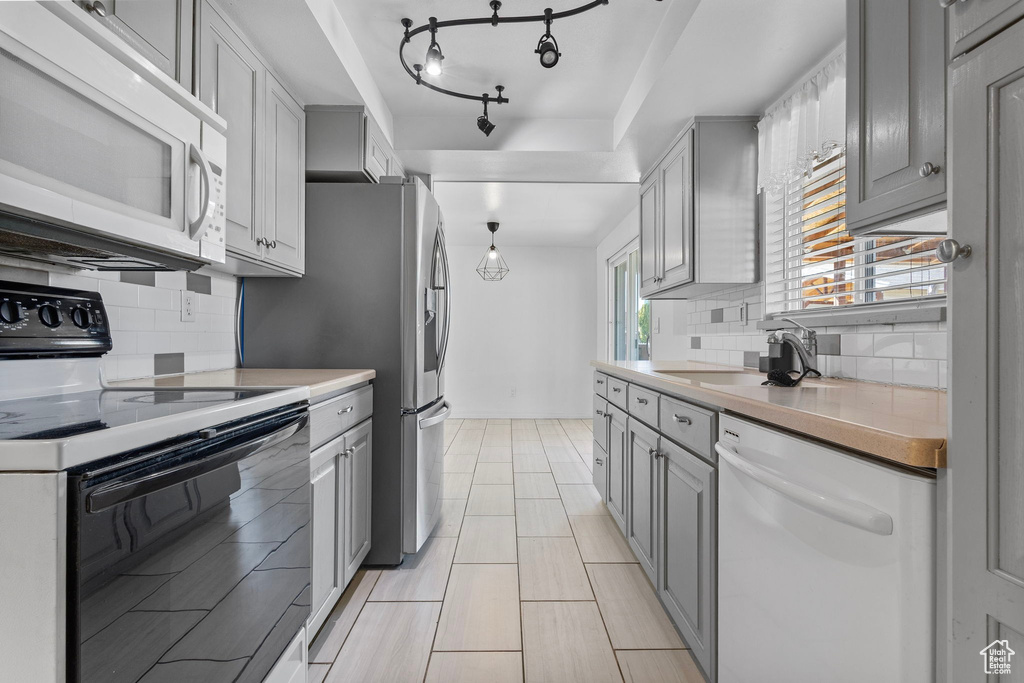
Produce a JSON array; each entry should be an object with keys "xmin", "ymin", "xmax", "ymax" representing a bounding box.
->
[
  {"xmin": 437, "ymin": 229, "xmax": 452, "ymax": 374},
  {"xmin": 714, "ymin": 442, "xmax": 894, "ymax": 536},
  {"xmin": 419, "ymin": 401, "xmax": 452, "ymax": 430}
]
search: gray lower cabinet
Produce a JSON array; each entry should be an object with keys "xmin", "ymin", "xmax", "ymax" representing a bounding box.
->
[
  {"xmin": 846, "ymin": 0, "xmax": 947, "ymax": 235},
  {"xmin": 593, "ymin": 396, "xmax": 611, "ymax": 500},
  {"xmin": 627, "ymin": 418, "xmax": 660, "ymax": 585},
  {"xmin": 606, "ymin": 404, "xmax": 629, "ymax": 534},
  {"xmin": 660, "ymin": 439, "xmax": 716, "ymax": 682},
  {"xmin": 342, "ymin": 419, "xmax": 372, "ymax": 586},
  {"xmin": 947, "ymin": 0, "xmax": 1024, "ymax": 58},
  {"xmin": 307, "ymin": 386, "xmax": 374, "ymax": 639}
]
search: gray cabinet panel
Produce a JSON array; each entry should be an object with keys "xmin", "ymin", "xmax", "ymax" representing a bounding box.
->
[
  {"xmin": 607, "ymin": 405, "xmax": 628, "ymax": 534},
  {"xmin": 199, "ymin": 2, "xmax": 262, "ymax": 261},
  {"xmin": 660, "ymin": 439, "xmax": 716, "ymax": 681},
  {"xmin": 342, "ymin": 420, "xmax": 372, "ymax": 585},
  {"xmin": 947, "ymin": 0, "xmax": 1024, "ymax": 58},
  {"xmin": 627, "ymin": 418, "xmax": 659, "ymax": 585},
  {"xmin": 308, "ymin": 439, "xmax": 342, "ymax": 637},
  {"xmin": 76, "ymin": 0, "xmax": 192, "ymax": 87},
  {"xmin": 846, "ymin": 0, "xmax": 946, "ymax": 235},
  {"xmin": 593, "ymin": 441, "xmax": 608, "ymax": 504},
  {"xmin": 305, "ymin": 106, "xmax": 397, "ymax": 183},
  {"xmin": 947, "ymin": 20, "xmax": 1024, "ymax": 680},
  {"xmin": 660, "ymin": 129, "xmax": 694, "ymax": 290},
  {"xmin": 639, "ymin": 176, "xmax": 659, "ymax": 296},
  {"xmin": 593, "ymin": 395, "xmax": 610, "ymax": 454},
  {"xmin": 264, "ymin": 71, "xmax": 305, "ymax": 274}
]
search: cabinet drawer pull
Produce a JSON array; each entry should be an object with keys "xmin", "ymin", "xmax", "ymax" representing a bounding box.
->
[
  {"xmin": 612, "ymin": 387, "xmax": 622, "ymax": 393},
  {"xmin": 596, "ymin": 379, "xmax": 605, "ymax": 384},
  {"xmin": 338, "ymin": 405, "xmax": 354, "ymax": 415},
  {"xmin": 596, "ymin": 410, "xmax": 605, "ymax": 417},
  {"xmin": 595, "ymin": 458, "xmax": 604, "ymax": 465},
  {"xmin": 636, "ymin": 397, "xmax": 649, "ymax": 405},
  {"xmin": 672, "ymin": 414, "xmax": 692, "ymax": 425}
]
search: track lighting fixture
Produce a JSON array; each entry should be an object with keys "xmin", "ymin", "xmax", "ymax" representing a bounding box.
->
[
  {"xmin": 400, "ymin": 1, "xmax": 661, "ymax": 133},
  {"xmin": 424, "ymin": 17, "xmax": 444, "ymax": 76},
  {"xmin": 535, "ymin": 9, "xmax": 560, "ymax": 68}
]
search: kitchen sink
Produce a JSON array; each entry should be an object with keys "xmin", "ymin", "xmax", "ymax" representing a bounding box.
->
[{"xmin": 657, "ymin": 371, "xmax": 839, "ymax": 388}]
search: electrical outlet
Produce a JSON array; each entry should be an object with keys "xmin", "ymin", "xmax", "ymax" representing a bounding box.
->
[
  {"xmin": 180, "ymin": 290, "xmax": 196, "ymax": 322},
  {"xmin": 510, "ymin": 387, "xmax": 516, "ymax": 398}
]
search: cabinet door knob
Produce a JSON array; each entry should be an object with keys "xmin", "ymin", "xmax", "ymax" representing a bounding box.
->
[
  {"xmin": 338, "ymin": 405, "xmax": 354, "ymax": 415},
  {"xmin": 84, "ymin": 1, "xmax": 107, "ymax": 16},
  {"xmin": 919, "ymin": 162, "xmax": 941, "ymax": 177},
  {"xmin": 672, "ymin": 414, "xmax": 692, "ymax": 425},
  {"xmin": 936, "ymin": 239, "xmax": 972, "ymax": 263},
  {"xmin": 270, "ymin": 240, "xmax": 278, "ymax": 249}
]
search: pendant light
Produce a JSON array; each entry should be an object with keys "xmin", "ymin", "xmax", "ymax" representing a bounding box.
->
[{"xmin": 476, "ymin": 222, "xmax": 509, "ymax": 281}]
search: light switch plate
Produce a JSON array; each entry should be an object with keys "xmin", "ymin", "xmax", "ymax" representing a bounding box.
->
[{"xmin": 181, "ymin": 290, "xmax": 196, "ymax": 322}]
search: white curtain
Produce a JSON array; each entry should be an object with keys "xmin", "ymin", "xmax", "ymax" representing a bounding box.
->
[{"xmin": 757, "ymin": 51, "xmax": 846, "ymax": 195}]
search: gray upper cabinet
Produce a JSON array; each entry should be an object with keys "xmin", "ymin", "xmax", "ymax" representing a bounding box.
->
[
  {"xmin": 846, "ymin": 0, "xmax": 947, "ymax": 235},
  {"xmin": 75, "ymin": 0, "xmax": 193, "ymax": 89},
  {"xmin": 627, "ymin": 418, "xmax": 660, "ymax": 585},
  {"xmin": 659, "ymin": 439, "xmax": 716, "ymax": 682},
  {"xmin": 199, "ymin": 3, "xmax": 262, "ymax": 261},
  {"xmin": 264, "ymin": 71, "xmax": 305, "ymax": 274},
  {"xmin": 342, "ymin": 419, "xmax": 372, "ymax": 586},
  {"xmin": 305, "ymin": 106, "xmax": 403, "ymax": 183},
  {"xmin": 640, "ymin": 117, "xmax": 759, "ymax": 300},
  {"xmin": 197, "ymin": 0, "xmax": 305, "ymax": 276},
  {"xmin": 947, "ymin": 0, "xmax": 1024, "ymax": 59}
]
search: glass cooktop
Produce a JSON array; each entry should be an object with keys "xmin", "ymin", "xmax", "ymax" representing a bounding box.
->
[{"xmin": 0, "ymin": 388, "xmax": 276, "ymax": 440}]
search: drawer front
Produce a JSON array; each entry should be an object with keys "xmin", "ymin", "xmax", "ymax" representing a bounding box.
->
[
  {"xmin": 593, "ymin": 395, "xmax": 610, "ymax": 453},
  {"xmin": 627, "ymin": 383, "xmax": 659, "ymax": 428},
  {"xmin": 594, "ymin": 372, "xmax": 609, "ymax": 397},
  {"xmin": 606, "ymin": 376, "xmax": 628, "ymax": 408},
  {"xmin": 592, "ymin": 440, "xmax": 608, "ymax": 501},
  {"xmin": 310, "ymin": 384, "xmax": 373, "ymax": 450},
  {"xmin": 659, "ymin": 394, "xmax": 715, "ymax": 461}
]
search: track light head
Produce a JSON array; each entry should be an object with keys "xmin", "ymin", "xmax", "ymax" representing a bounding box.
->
[
  {"xmin": 477, "ymin": 115, "xmax": 496, "ymax": 136},
  {"xmin": 537, "ymin": 39, "xmax": 559, "ymax": 68},
  {"xmin": 424, "ymin": 44, "xmax": 443, "ymax": 76}
]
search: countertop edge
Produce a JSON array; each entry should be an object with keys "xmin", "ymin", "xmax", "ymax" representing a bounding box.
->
[
  {"xmin": 591, "ymin": 360, "xmax": 947, "ymax": 469},
  {"xmin": 112, "ymin": 368, "xmax": 376, "ymax": 400}
]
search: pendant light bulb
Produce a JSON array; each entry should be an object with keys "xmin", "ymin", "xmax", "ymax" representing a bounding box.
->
[
  {"xmin": 425, "ymin": 44, "xmax": 443, "ymax": 76},
  {"xmin": 488, "ymin": 247, "xmax": 497, "ymax": 260}
]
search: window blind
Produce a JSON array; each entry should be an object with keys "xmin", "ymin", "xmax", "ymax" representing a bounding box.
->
[{"xmin": 765, "ymin": 149, "xmax": 947, "ymax": 314}]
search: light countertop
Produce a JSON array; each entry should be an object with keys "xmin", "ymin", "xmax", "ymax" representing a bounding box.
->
[
  {"xmin": 113, "ymin": 368, "xmax": 375, "ymax": 400},
  {"xmin": 592, "ymin": 360, "xmax": 946, "ymax": 468}
]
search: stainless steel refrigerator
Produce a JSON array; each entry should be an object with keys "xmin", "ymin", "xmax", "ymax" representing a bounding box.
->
[{"xmin": 242, "ymin": 178, "xmax": 451, "ymax": 565}]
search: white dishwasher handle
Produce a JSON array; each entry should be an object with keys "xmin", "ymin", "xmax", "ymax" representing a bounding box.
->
[{"xmin": 715, "ymin": 442, "xmax": 894, "ymax": 536}]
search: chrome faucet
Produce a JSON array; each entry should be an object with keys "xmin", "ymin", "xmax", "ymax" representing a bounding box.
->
[{"xmin": 767, "ymin": 317, "xmax": 819, "ymax": 375}]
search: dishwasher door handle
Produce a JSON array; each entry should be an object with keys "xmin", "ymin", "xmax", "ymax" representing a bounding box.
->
[{"xmin": 714, "ymin": 442, "xmax": 894, "ymax": 536}]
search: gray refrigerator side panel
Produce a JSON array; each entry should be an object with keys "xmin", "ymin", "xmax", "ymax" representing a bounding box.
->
[{"xmin": 243, "ymin": 182, "xmax": 406, "ymax": 565}]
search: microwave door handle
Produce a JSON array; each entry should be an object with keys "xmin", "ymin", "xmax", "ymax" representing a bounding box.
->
[
  {"xmin": 188, "ymin": 143, "xmax": 213, "ymax": 240},
  {"xmin": 86, "ymin": 413, "xmax": 308, "ymax": 513},
  {"xmin": 714, "ymin": 442, "xmax": 894, "ymax": 536}
]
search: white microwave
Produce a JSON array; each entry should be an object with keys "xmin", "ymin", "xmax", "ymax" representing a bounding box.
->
[{"xmin": 0, "ymin": 2, "xmax": 226, "ymax": 270}]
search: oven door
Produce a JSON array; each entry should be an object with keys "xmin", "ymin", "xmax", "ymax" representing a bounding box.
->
[
  {"xmin": 0, "ymin": 3, "xmax": 225, "ymax": 266},
  {"xmin": 67, "ymin": 406, "xmax": 310, "ymax": 683}
]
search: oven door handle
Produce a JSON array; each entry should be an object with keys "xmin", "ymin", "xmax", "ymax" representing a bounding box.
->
[{"xmin": 86, "ymin": 413, "xmax": 308, "ymax": 513}]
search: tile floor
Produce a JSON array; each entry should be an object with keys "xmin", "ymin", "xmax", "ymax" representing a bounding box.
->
[{"xmin": 307, "ymin": 418, "xmax": 705, "ymax": 683}]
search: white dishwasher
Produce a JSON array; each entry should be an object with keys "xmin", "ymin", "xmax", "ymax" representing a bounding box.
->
[{"xmin": 716, "ymin": 414, "xmax": 935, "ymax": 683}]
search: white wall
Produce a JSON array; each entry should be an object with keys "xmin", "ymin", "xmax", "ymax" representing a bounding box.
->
[
  {"xmin": 594, "ymin": 205, "xmax": 640, "ymax": 362},
  {"xmin": 445, "ymin": 244, "xmax": 597, "ymax": 419}
]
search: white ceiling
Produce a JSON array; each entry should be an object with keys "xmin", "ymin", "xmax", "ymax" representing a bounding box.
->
[
  {"xmin": 218, "ymin": 0, "xmax": 846, "ymax": 247},
  {"xmin": 434, "ymin": 182, "xmax": 638, "ymax": 247}
]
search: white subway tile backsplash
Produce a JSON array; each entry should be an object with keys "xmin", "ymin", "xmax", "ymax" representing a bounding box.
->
[
  {"xmin": 914, "ymin": 332, "xmax": 947, "ymax": 360},
  {"xmin": 116, "ymin": 307, "xmax": 156, "ymax": 332},
  {"xmin": 137, "ymin": 286, "xmax": 174, "ymax": 311},
  {"xmin": 872, "ymin": 333, "xmax": 914, "ymax": 358},
  {"xmin": 857, "ymin": 357, "xmax": 893, "ymax": 384},
  {"xmin": 842, "ymin": 334, "xmax": 874, "ymax": 356},
  {"xmin": 98, "ymin": 280, "xmax": 139, "ymax": 307}
]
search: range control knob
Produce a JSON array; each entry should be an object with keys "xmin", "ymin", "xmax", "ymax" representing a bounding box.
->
[
  {"xmin": 38, "ymin": 304, "xmax": 63, "ymax": 328},
  {"xmin": 0, "ymin": 300, "xmax": 23, "ymax": 324},
  {"xmin": 70, "ymin": 307, "xmax": 92, "ymax": 329}
]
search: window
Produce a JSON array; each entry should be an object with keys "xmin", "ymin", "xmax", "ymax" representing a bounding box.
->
[
  {"xmin": 764, "ymin": 148, "xmax": 946, "ymax": 315},
  {"xmin": 609, "ymin": 245, "xmax": 650, "ymax": 361}
]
